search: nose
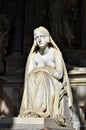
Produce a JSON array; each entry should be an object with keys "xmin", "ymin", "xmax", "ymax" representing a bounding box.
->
[{"xmin": 38, "ymin": 37, "xmax": 41, "ymax": 42}]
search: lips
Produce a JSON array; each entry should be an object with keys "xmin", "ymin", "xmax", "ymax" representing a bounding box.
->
[{"xmin": 39, "ymin": 41, "xmax": 42, "ymax": 44}]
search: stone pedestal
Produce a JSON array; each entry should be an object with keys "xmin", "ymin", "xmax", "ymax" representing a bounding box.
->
[
  {"xmin": 0, "ymin": 117, "xmax": 76, "ymax": 130},
  {"xmin": 0, "ymin": 74, "xmax": 24, "ymax": 115}
]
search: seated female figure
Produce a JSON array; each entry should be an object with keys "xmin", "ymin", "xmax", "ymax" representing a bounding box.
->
[{"xmin": 19, "ymin": 26, "xmax": 73, "ymax": 120}]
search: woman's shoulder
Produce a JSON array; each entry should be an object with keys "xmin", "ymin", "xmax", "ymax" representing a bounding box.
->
[
  {"xmin": 50, "ymin": 47, "xmax": 62, "ymax": 55},
  {"xmin": 31, "ymin": 52, "xmax": 37, "ymax": 56},
  {"xmin": 28, "ymin": 52, "xmax": 37, "ymax": 60}
]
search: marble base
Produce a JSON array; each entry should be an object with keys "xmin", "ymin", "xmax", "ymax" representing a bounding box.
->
[{"xmin": 0, "ymin": 117, "xmax": 75, "ymax": 130}]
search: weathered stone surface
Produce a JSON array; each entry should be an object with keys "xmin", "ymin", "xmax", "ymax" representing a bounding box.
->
[{"xmin": 0, "ymin": 117, "xmax": 76, "ymax": 130}]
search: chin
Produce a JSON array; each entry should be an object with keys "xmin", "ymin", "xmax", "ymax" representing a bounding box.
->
[{"xmin": 38, "ymin": 44, "xmax": 45, "ymax": 48}]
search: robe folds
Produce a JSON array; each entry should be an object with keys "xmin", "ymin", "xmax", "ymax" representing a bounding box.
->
[
  {"xmin": 19, "ymin": 65, "xmax": 72, "ymax": 118},
  {"xmin": 19, "ymin": 26, "xmax": 73, "ymax": 118}
]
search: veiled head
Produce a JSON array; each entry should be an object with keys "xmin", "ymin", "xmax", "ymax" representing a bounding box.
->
[
  {"xmin": 31, "ymin": 26, "xmax": 60, "ymax": 53},
  {"xmin": 33, "ymin": 26, "xmax": 51, "ymax": 50},
  {"xmin": 34, "ymin": 26, "xmax": 50, "ymax": 38}
]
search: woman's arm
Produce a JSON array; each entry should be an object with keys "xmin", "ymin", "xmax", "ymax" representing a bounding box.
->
[{"xmin": 51, "ymin": 50, "xmax": 63, "ymax": 80}]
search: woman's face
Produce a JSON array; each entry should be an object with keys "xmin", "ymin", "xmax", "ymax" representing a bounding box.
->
[{"xmin": 34, "ymin": 31, "xmax": 50, "ymax": 49}]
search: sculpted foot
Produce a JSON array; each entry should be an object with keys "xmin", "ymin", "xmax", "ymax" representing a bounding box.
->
[{"xmin": 55, "ymin": 114, "xmax": 66, "ymax": 127}]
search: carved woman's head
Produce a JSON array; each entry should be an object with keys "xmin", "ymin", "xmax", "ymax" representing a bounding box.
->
[
  {"xmin": 31, "ymin": 26, "xmax": 60, "ymax": 54},
  {"xmin": 34, "ymin": 26, "xmax": 50, "ymax": 50}
]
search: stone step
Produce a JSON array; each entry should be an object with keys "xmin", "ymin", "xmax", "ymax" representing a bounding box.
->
[{"xmin": 0, "ymin": 117, "xmax": 75, "ymax": 130}]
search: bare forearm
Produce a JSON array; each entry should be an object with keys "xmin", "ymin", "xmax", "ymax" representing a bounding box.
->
[{"xmin": 51, "ymin": 71, "xmax": 63, "ymax": 80}]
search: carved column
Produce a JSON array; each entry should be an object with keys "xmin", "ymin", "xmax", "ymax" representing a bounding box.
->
[
  {"xmin": 3, "ymin": 0, "xmax": 26, "ymax": 114},
  {"xmin": 5, "ymin": 0, "xmax": 26, "ymax": 74},
  {"xmin": 81, "ymin": 0, "xmax": 86, "ymax": 49},
  {"xmin": 23, "ymin": 0, "xmax": 35, "ymax": 54},
  {"xmin": 11, "ymin": 0, "xmax": 25, "ymax": 52}
]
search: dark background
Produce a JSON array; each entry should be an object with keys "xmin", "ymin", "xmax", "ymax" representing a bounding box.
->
[
  {"xmin": 0, "ymin": 0, "xmax": 86, "ymax": 123},
  {"xmin": 0, "ymin": 0, "xmax": 86, "ymax": 74}
]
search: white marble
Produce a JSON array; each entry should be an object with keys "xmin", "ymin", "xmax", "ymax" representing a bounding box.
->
[{"xmin": 19, "ymin": 26, "xmax": 73, "ymax": 128}]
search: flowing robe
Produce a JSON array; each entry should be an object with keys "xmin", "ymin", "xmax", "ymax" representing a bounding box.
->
[{"xmin": 19, "ymin": 48, "xmax": 73, "ymax": 118}]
